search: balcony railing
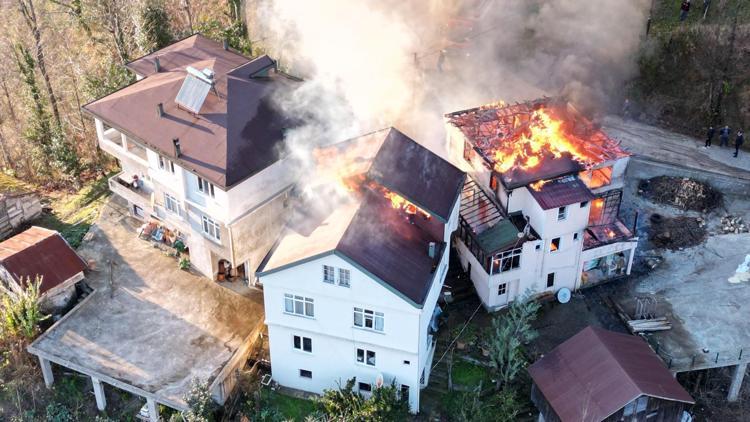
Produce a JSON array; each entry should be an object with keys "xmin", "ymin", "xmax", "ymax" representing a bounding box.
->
[{"xmin": 108, "ymin": 172, "xmax": 151, "ymax": 208}]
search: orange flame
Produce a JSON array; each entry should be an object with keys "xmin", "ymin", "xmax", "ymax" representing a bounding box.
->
[
  {"xmin": 529, "ymin": 179, "xmax": 548, "ymax": 191},
  {"xmin": 605, "ymin": 228, "xmax": 616, "ymax": 239},
  {"xmin": 492, "ymin": 108, "xmax": 591, "ymax": 174}
]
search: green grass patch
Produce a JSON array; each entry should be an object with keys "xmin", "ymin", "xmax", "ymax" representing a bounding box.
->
[
  {"xmin": 35, "ymin": 173, "xmax": 114, "ymax": 248},
  {"xmin": 451, "ymin": 360, "xmax": 493, "ymax": 389},
  {"xmin": 262, "ymin": 390, "xmax": 317, "ymax": 421}
]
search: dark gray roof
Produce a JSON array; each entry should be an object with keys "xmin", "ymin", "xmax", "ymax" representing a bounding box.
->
[
  {"xmin": 369, "ymin": 128, "xmax": 465, "ymax": 222},
  {"xmin": 528, "ymin": 176, "xmax": 595, "ymax": 210},
  {"xmin": 85, "ymin": 35, "xmax": 298, "ymax": 188}
]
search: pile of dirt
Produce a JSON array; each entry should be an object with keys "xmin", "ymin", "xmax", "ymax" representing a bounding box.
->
[
  {"xmin": 639, "ymin": 176, "xmax": 722, "ymax": 212},
  {"xmin": 648, "ymin": 214, "xmax": 707, "ymax": 250}
]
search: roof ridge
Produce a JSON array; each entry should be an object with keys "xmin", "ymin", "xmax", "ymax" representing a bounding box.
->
[{"xmin": 589, "ymin": 327, "xmax": 644, "ymax": 407}]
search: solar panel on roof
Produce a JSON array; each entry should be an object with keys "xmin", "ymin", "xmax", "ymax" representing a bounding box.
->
[{"xmin": 175, "ymin": 66, "xmax": 214, "ymax": 113}]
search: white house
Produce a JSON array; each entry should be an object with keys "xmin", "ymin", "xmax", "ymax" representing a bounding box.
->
[
  {"xmin": 257, "ymin": 128, "xmax": 465, "ymax": 412},
  {"xmin": 83, "ymin": 35, "xmax": 298, "ymax": 280},
  {"xmin": 445, "ymin": 99, "xmax": 638, "ymax": 310}
]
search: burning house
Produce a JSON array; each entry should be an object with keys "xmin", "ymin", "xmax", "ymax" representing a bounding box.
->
[
  {"xmin": 257, "ymin": 128, "xmax": 465, "ymax": 413},
  {"xmin": 446, "ymin": 98, "xmax": 638, "ymax": 310}
]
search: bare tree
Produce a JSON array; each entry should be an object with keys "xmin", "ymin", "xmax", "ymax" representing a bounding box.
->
[{"xmin": 16, "ymin": 0, "xmax": 62, "ymax": 128}]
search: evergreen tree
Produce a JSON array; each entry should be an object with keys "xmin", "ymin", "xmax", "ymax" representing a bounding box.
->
[{"xmin": 139, "ymin": 0, "xmax": 174, "ymax": 53}]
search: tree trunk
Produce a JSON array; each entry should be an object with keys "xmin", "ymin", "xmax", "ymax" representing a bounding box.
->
[
  {"xmin": 18, "ymin": 0, "xmax": 62, "ymax": 129},
  {"xmin": 0, "ymin": 126, "xmax": 14, "ymax": 172},
  {"xmin": 0, "ymin": 78, "xmax": 18, "ymax": 123},
  {"xmin": 183, "ymin": 0, "xmax": 194, "ymax": 33}
]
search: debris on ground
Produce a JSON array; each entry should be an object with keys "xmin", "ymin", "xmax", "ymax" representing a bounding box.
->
[
  {"xmin": 627, "ymin": 317, "xmax": 672, "ymax": 332},
  {"xmin": 638, "ymin": 176, "xmax": 722, "ymax": 212},
  {"xmin": 720, "ymin": 215, "xmax": 748, "ymax": 234},
  {"xmin": 729, "ymin": 255, "xmax": 750, "ymax": 284},
  {"xmin": 648, "ymin": 214, "xmax": 707, "ymax": 250}
]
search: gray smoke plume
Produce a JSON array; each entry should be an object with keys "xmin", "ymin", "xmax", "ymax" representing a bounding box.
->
[{"xmin": 248, "ymin": 0, "xmax": 649, "ymax": 171}]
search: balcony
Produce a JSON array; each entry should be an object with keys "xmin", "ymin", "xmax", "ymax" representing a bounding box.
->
[
  {"xmin": 108, "ymin": 172, "xmax": 152, "ymax": 210},
  {"xmin": 99, "ymin": 128, "xmax": 149, "ymax": 165}
]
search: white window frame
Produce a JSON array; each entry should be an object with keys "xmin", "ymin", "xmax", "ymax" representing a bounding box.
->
[
  {"xmin": 164, "ymin": 193, "xmax": 180, "ymax": 215},
  {"xmin": 498, "ymin": 283, "xmax": 507, "ymax": 296},
  {"xmin": 159, "ymin": 156, "xmax": 175, "ymax": 174},
  {"xmin": 338, "ymin": 268, "xmax": 351, "ymax": 287},
  {"xmin": 557, "ymin": 206, "xmax": 567, "ymax": 221},
  {"xmin": 323, "ymin": 265, "xmax": 335, "ymax": 284},
  {"xmin": 201, "ymin": 215, "xmax": 221, "ymax": 242},
  {"xmin": 285, "ymin": 294, "xmax": 314, "ymax": 318},
  {"xmin": 550, "ymin": 237, "xmax": 561, "ymax": 252},
  {"xmin": 492, "ymin": 247, "xmax": 522, "ymax": 274},
  {"xmin": 356, "ymin": 348, "xmax": 376, "ymax": 366},
  {"xmin": 353, "ymin": 307, "xmax": 384, "ymax": 332},
  {"xmin": 293, "ymin": 335, "xmax": 312, "ymax": 353},
  {"xmin": 547, "ymin": 272, "xmax": 555, "ymax": 288},
  {"xmin": 197, "ymin": 176, "xmax": 215, "ymax": 198},
  {"xmin": 299, "ymin": 369, "xmax": 312, "ymax": 379}
]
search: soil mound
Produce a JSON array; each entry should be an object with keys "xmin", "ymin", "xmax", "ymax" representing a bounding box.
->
[
  {"xmin": 639, "ymin": 176, "xmax": 722, "ymax": 212},
  {"xmin": 648, "ymin": 214, "xmax": 707, "ymax": 250}
]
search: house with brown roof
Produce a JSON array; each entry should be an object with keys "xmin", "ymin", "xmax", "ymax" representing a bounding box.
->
[
  {"xmin": 83, "ymin": 34, "xmax": 300, "ymax": 280},
  {"xmin": 445, "ymin": 98, "xmax": 639, "ymax": 310},
  {"xmin": 257, "ymin": 128, "xmax": 465, "ymax": 413},
  {"xmin": 0, "ymin": 226, "xmax": 87, "ymax": 314},
  {"xmin": 528, "ymin": 326, "xmax": 694, "ymax": 422}
]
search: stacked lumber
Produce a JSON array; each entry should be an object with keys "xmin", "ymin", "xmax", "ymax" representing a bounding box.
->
[
  {"xmin": 720, "ymin": 215, "xmax": 748, "ymax": 234},
  {"xmin": 627, "ymin": 317, "xmax": 672, "ymax": 332}
]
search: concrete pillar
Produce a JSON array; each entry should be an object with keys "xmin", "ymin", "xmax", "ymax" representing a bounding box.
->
[
  {"xmin": 147, "ymin": 397, "xmax": 160, "ymax": 421},
  {"xmin": 91, "ymin": 377, "xmax": 106, "ymax": 411},
  {"xmin": 39, "ymin": 356, "xmax": 54, "ymax": 388},
  {"xmin": 728, "ymin": 362, "xmax": 748, "ymax": 402},
  {"xmin": 626, "ymin": 247, "xmax": 636, "ymax": 275}
]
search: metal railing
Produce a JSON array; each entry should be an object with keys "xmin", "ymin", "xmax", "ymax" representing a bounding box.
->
[{"xmin": 647, "ymin": 337, "xmax": 750, "ymax": 371}]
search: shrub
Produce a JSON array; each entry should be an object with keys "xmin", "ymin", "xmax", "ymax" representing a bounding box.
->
[
  {"xmin": 0, "ymin": 276, "xmax": 49, "ymax": 341},
  {"xmin": 181, "ymin": 378, "xmax": 217, "ymax": 422},
  {"xmin": 319, "ymin": 378, "xmax": 409, "ymax": 421}
]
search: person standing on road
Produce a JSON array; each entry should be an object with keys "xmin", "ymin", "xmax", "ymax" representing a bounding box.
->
[
  {"xmin": 680, "ymin": 0, "xmax": 691, "ymax": 21},
  {"xmin": 705, "ymin": 125, "xmax": 715, "ymax": 148},
  {"xmin": 720, "ymin": 125, "xmax": 731, "ymax": 147},
  {"xmin": 734, "ymin": 130, "xmax": 744, "ymax": 157}
]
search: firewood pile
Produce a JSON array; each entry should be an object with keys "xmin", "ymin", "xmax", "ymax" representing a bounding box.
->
[
  {"xmin": 648, "ymin": 215, "xmax": 707, "ymax": 249},
  {"xmin": 720, "ymin": 215, "xmax": 748, "ymax": 234},
  {"xmin": 627, "ymin": 317, "xmax": 672, "ymax": 332},
  {"xmin": 639, "ymin": 176, "xmax": 722, "ymax": 212}
]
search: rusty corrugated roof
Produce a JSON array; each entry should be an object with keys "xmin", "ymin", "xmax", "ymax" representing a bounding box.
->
[
  {"xmin": 528, "ymin": 326, "xmax": 694, "ymax": 422},
  {"xmin": 0, "ymin": 227, "xmax": 87, "ymax": 295},
  {"xmin": 528, "ymin": 176, "xmax": 595, "ymax": 210}
]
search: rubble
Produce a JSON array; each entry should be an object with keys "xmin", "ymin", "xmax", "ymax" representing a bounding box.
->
[
  {"xmin": 639, "ymin": 176, "xmax": 722, "ymax": 212},
  {"xmin": 648, "ymin": 215, "xmax": 707, "ymax": 250},
  {"xmin": 720, "ymin": 215, "xmax": 748, "ymax": 234}
]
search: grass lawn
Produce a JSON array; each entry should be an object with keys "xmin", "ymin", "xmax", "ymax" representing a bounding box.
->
[
  {"xmin": 262, "ymin": 390, "xmax": 317, "ymax": 421},
  {"xmin": 451, "ymin": 360, "xmax": 493, "ymax": 389},
  {"xmin": 34, "ymin": 173, "xmax": 113, "ymax": 248}
]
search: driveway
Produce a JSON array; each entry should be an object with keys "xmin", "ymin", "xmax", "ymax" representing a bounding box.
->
[{"xmin": 29, "ymin": 196, "xmax": 265, "ymax": 408}]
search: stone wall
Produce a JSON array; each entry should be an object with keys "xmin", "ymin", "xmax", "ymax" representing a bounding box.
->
[{"xmin": 0, "ymin": 193, "xmax": 43, "ymax": 240}]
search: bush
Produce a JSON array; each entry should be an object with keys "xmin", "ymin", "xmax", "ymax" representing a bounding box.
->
[
  {"xmin": 180, "ymin": 379, "xmax": 216, "ymax": 422},
  {"xmin": 0, "ymin": 276, "xmax": 48, "ymax": 341},
  {"xmin": 319, "ymin": 378, "xmax": 409, "ymax": 421}
]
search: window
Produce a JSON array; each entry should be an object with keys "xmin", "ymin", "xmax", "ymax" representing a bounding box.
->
[
  {"xmin": 557, "ymin": 206, "xmax": 567, "ymax": 221},
  {"xmin": 284, "ymin": 294, "xmax": 314, "ymax": 317},
  {"xmin": 293, "ymin": 335, "xmax": 312, "ymax": 353},
  {"xmin": 463, "ymin": 140, "xmax": 473, "ymax": 162},
  {"xmin": 550, "ymin": 237, "xmax": 560, "ymax": 252},
  {"xmin": 580, "ymin": 201, "xmax": 588, "ymax": 208},
  {"xmin": 498, "ymin": 283, "xmax": 507, "ymax": 296},
  {"xmin": 546, "ymin": 273, "xmax": 555, "ymax": 288},
  {"xmin": 403, "ymin": 360, "xmax": 410, "ymax": 365},
  {"xmin": 490, "ymin": 174, "xmax": 498, "ymax": 191},
  {"xmin": 354, "ymin": 307, "xmax": 384, "ymax": 331},
  {"xmin": 201, "ymin": 215, "xmax": 221, "ymax": 241},
  {"xmin": 491, "ymin": 247, "xmax": 521, "ymax": 273},
  {"xmin": 358, "ymin": 382, "xmax": 372, "ymax": 392},
  {"xmin": 299, "ymin": 369, "xmax": 312, "ymax": 379},
  {"xmin": 356, "ymin": 348, "xmax": 376, "ymax": 366},
  {"xmin": 400, "ymin": 385, "xmax": 410, "ymax": 402},
  {"xmin": 197, "ymin": 176, "xmax": 215, "ymax": 198},
  {"xmin": 164, "ymin": 193, "xmax": 179, "ymax": 214},
  {"xmin": 159, "ymin": 156, "xmax": 175, "ymax": 173},
  {"xmin": 338, "ymin": 268, "xmax": 351, "ymax": 287},
  {"xmin": 573, "ymin": 232, "xmax": 579, "ymax": 241},
  {"xmin": 323, "ymin": 265, "xmax": 335, "ymax": 284}
]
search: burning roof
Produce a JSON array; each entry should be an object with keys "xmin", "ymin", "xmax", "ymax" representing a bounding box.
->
[
  {"xmin": 446, "ymin": 98, "xmax": 628, "ymax": 189},
  {"xmin": 259, "ymin": 128, "xmax": 464, "ymax": 307}
]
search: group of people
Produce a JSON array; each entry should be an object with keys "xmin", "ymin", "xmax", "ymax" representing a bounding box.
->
[{"xmin": 705, "ymin": 125, "xmax": 745, "ymax": 157}]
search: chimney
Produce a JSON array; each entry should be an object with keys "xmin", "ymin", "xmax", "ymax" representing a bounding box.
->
[
  {"xmin": 173, "ymin": 138, "xmax": 181, "ymax": 157},
  {"xmin": 223, "ymin": 39, "xmax": 229, "ymax": 51},
  {"xmin": 428, "ymin": 242, "xmax": 436, "ymax": 259},
  {"xmin": 154, "ymin": 56, "xmax": 161, "ymax": 72},
  {"xmin": 157, "ymin": 103, "xmax": 164, "ymax": 118}
]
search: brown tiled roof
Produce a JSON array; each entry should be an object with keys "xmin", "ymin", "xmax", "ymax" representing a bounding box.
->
[
  {"xmin": 529, "ymin": 326, "xmax": 694, "ymax": 422},
  {"xmin": 368, "ymin": 128, "xmax": 465, "ymax": 222},
  {"xmin": 528, "ymin": 176, "xmax": 595, "ymax": 210},
  {"xmin": 84, "ymin": 34, "xmax": 298, "ymax": 188},
  {"xmin": 0, "ymin": 227, "xmax": 86, "ymax": 295}
]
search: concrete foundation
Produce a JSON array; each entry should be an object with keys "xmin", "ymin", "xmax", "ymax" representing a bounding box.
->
[
  {"xmin": 728, "ymin": 362, "xmax": 747, "ymax": 402},
  {"xmin": 92, "ymin": 377, "xmax": 106, "ymax": 411},
  {"xmin": 39, "ymin": 356, "xmax": 53, "ymax": 388}
]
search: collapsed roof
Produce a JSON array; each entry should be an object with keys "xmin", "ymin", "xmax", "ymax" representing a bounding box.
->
[
  {"xmin": 84, "ymin": 34, "xmax": 299, "ymax": 188},
  {"xmin": 529, "ymin": 326, "xmax": 694, "ymax": 422},
  {"xmin": 259, "ymin": 128, "xmax": 465, "ymax": 307},
  {"xmin": 446, "ymin": 98, "xmax": 629, "ymax": 189},
  {"xmin": 0, "ymin": 227, "xmax": 87, "ymax": 295},
  {"xmin": 528, "ymin": 175, "xmax": 595, "ymax": 210}
]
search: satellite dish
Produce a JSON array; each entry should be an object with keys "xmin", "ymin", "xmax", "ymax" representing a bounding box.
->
[
  {"xmin": 557, "ymin": 287, "xmax": 571, "ymax": 304},
  {"xmin": 375, "ymin": 374, "xmax": 384, "ymax": 388}
]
